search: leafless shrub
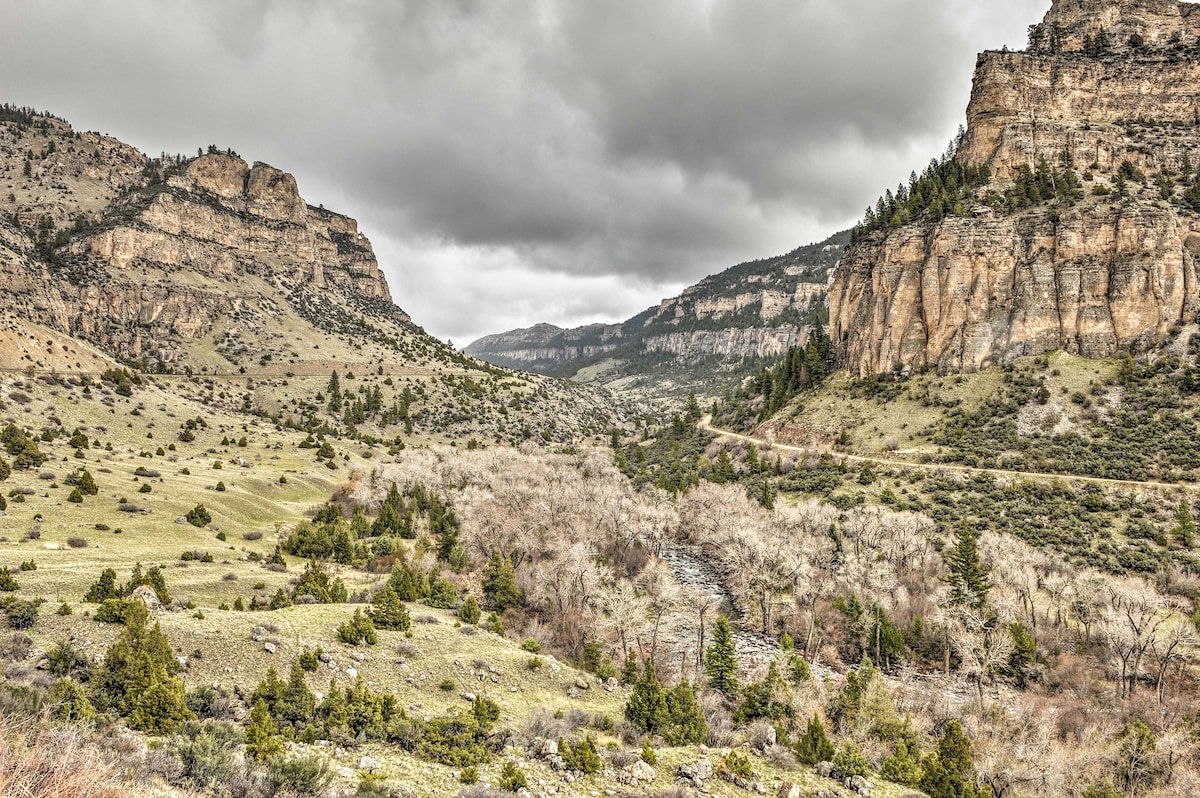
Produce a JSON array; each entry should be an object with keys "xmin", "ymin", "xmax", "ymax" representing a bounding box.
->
[
  {"xmin": 613, "ymin": 720, "xmax": 643, "ymax": 747},
  {"xmin": 746, "ymin": 719, "xmax": 776, "ymax": 751},
  {"xmin": 263, "ymin": 563, "xmax": 286, "ymax": 573},
  {"xmin": 416, "ymin": 614, "xmax": 439, "ymax": 624},
  {"xmin": 2, "ymin": 662, "xmax": 32, "ymax": 681},
  {"xmin": 37, "ymin": 472, "xmax": 55, "ymax": 481},
  {"xmin": 12, "ymin": 487, "xmax": 34, "ymax": 496},
  {"xmin": 607, "ymin": 749, "xmax": 639, "ymax": 768},
  {"xmin": 142, "ymin": 748, "xmax": 184, "ymax": 783},
  {"xmin": 8, "ymin": 392, "xmax": 30, "ymax": 404},
  {"xmin": 654, "ymin": 788, "xmax": 693, "ymax": 798},
  {"xmin": 223, "ymin": 573, "xmax": 238, "ymax": 582},
  {"xmin": 242, "ymin": 531, "xmax": 263, "ymax": 541},
  {"xmin": 66, "ymin": 536, "xmax": 88, "ymax": 548},
  {"xmin": 116, "ymin": 504, "xmax": 146, "ymax": 514},
  {"xmin": 458, "ymin": 787, "xmax": 512, "ymax": 798},
  {"xmin": 395, "ymin": 642, "xmax": 419, "ymax": 660},
  {"xmin": 133, "ymin": 467, "xmax": 160, "ymax": 478},
  {"xmin": 294, "ymin": 595, "xmax": 317, "ymax": 605},
  {"xmin": 523, "ymin": 711, "xmax": 569, "ymax": 741},
  {"xmin": 0, "ymin": 719, "xmax": 129, "ymax": 798},
  {"xmin": 763, "ymin": 744, "xmax": 796, "ymax": 770}
]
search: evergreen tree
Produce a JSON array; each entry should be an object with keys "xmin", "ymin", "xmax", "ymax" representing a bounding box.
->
[
  {"xmin": 880, "ymin": 740, "xmax": 923, "ymax": 786},
  {"xmin": 705, "ymin": 616, "xmax": 739, "ymax": 696},
  {"xmin": 326, "ymin": 371, "xmax": 342, "ymax": 413},
  {"xmin": 92, "ymin": 602, "xmax": 193, "ymax": 733},
  {"xmin": 245, "ymin": 698, "xmax": 283, "ymax": 761},
  {"xmin": 944, "ymin": 524, "xmax": 991, "ymax": 609},
  {"xmin": 368, "ymin": 586, "xmax": 411, "ymax": 631},
  {"xmin": 795, "ymin": 714, "xmax": 835, "ymax": 765},
  {"xmin": 278, "ymin": 660, "xmax": 317, "ymax": 728},
  {"xmin": 663, "ymin": 680, "xmax": 707, "ymax": 745},
  {"xmin": 481, "ymin": 551, "xmax": 522, "ymax": 611},
  {"xmin": 1175, "ymin": 499, "xmax": 1196, "ymax": 548},
  {"xmin": 733, "ymin": 660, "xmax": 785, "ymax": 724},
  {"xmin": 457, "ymin": 594, "xmax": 481, "ymax": 625},
  {"xmin": 49, "ymin": 677, "xmax": 96, "ymax": 723},
  {"xmin": 387, "ymin": 560, "xmax": 426, "ymax": 602},
  {"xmin": 920, "ymin": 720, "xmax": 977, "ymax": 798},
  {"xmin": 83, "ymin": 568, "xmax": 120, "ymax": 602},
  {"xmin": 625, "ymin": 659, "xmax": 669, "ymax": 734}
]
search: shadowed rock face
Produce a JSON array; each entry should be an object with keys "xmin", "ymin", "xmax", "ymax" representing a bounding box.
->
[{"xmin": 831, "ymin": 0, "xmax": 1200, "ymax": 375}]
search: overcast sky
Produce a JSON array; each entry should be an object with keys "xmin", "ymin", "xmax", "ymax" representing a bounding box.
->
[{"xmin": 1, "ymin": 0, "xmax": 1046, "ymax": 344}]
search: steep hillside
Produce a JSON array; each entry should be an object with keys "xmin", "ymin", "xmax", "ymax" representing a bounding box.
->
[
  {"xmin": 830, "ymin": 0, "xmax": 1200, "ymax": 375},
  {"xmin": 465, "ymin": 230, "xmax": 847, "ymax": 398},
  {"xmin": 0, "ymin": 106, "xmax": 638, "ymax": 445}
]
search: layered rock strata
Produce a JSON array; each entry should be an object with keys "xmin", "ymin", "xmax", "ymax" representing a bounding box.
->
[{"xmin": 831, "ymin": 0, "xmax": 1200, "ymax": 374}]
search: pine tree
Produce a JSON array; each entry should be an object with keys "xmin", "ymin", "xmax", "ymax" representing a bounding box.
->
[
  {"xmin": 705, "ymin": 616, "xmax": 739, "ymax": 696},
  {"xmin": 84, "ymin": 568, "xmax": 120, "ymax": 602},
  {"xmin": 944, "ymin": 524, "xmax": 991, "ymax": 609},
  {"xmin": 326, "ymin": 371, "xmax": 342, "ymax": 412},
  {"xmin": 1175, "ymin": 500, "xmax": 1196, "ymax": 548}
]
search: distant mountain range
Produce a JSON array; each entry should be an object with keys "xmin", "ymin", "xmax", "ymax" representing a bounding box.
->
[{"xmin": 465, "ymin": 230, "xmax": 848, "ymax": 397}]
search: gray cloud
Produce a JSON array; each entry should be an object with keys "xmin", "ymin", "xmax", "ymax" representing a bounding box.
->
[{"xmin": 0, "ymin": 0, "xmax": 1047, "ymax": 342}]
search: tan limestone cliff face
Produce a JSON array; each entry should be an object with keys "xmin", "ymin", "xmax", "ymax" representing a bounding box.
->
[
  {"xmin": 0, "ymin": 130, "xmax": 399, "ymax": 365},
  {"xmin": 961, "ymin": 52, "xmax": 1200, "ymax": 179},
  {"xmin": 1040, "ymin": 0, "xmax": 1200, "ymax": 52},
  {"xmin": 832, "ymin": 0, "xmax": 1200, "ymax": 374},
  {"xmin": 830, "ymin": 203, "xmax": 1200, "ymax": 374}
]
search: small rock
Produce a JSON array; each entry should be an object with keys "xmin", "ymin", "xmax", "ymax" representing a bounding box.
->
[
  {"xmin": 461, "ymin": 692, "xmax": 477, "ymax": 702},
  {"xmin": 845, "ymin": 774, "xmax": 870, "ymax": 796},
  {"xmin": 359, "ymin": 755, "xmax": 379, "ymax": 771},
  {"xmin": 574, "ymin": 677, "xmax": 590, "ymax": 690},
  {"xmin": 263, "ymin": 642, "xmax": 276, "ymax": 654},
  {"xmin": 346, "ymin": 667, "xmax": 358, "ymax": 679},
  {"xmin": 318, "ymin": 652, "xmax": 334, "ymax": 663},
  {"xmin": 336, "ymin": 766, "xmax": 354, "ymax": 779},
  {"xmin": 777, "ymin": 782, "xmax": 801, "ymax": 798},
  {"xmin": 815, "ymin": 760, "xmax": 835, "ymax": 778},
  {"xmin": 566, "ymin": 687, "xmax": 582, "ymax": 699}
]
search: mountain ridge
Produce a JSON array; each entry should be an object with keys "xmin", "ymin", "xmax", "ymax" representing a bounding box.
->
[{"xmin": 465, "ymin": 230, "xmax": 847, "ymax": 396}]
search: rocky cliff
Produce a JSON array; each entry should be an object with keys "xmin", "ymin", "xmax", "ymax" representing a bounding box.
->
[
  {"xmin": 466, "ymin": 232, "xmax": 845, "ymax": 392},
  {"xmin": 0, "ymin": 112, "xmax": 404, "ymax": 370},
  {"xmin": 830, "ymin": 0, "xmax": 1200, "ymax": 375}
]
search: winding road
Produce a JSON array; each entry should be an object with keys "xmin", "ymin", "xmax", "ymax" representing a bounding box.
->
[{"xmin": 699, "ymin": 416, "xmax": 1195, "ymax": 493}]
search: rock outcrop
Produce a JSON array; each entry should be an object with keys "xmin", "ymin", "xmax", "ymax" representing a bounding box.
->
[
  {"xmin": 831, "ymin": 0, "xmax": 1200, "ymax": 374},
  {"xmin": 0, "ymin": 116, "xmax": 402, "ymax": 368}
]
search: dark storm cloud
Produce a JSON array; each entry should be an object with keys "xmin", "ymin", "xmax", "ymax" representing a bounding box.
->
[{"xmin": 0, "ymin": 0, "xmax": 1047, "ymax": 342}]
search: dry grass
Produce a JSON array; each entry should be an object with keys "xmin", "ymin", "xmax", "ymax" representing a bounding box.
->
[{"xmin": 0, "ymin": 715, "xmax": 141, "ymax": 798}]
